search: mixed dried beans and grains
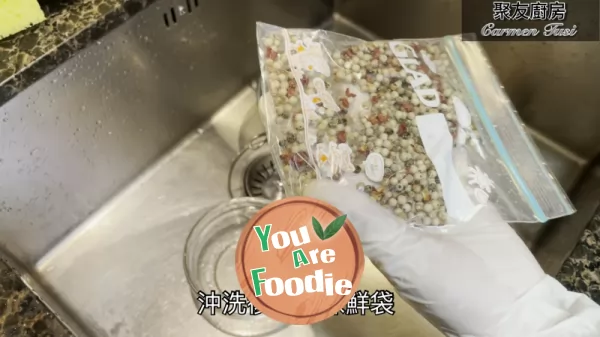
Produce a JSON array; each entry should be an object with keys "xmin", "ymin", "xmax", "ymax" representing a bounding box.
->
[{"xmin": 260, "ymin": 32, "xmax": 478, "ymax": 226}]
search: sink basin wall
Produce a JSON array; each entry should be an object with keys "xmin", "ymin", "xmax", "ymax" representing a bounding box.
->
[{"xmin": 0, "ymin": 0, "xmax": 331, "ymax": 264}]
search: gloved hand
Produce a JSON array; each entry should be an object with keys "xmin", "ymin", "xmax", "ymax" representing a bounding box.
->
[{"xmin": 304, "ymin": 180, "xmax": 600, "ymax": 337}]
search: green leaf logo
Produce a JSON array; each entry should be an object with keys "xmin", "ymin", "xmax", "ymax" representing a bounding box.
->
[
  {"xmin": 312, "ymin": 217, "xmax": 325, "ymax": 240},
  {"xmin": 312, "ymin": 215, "xmax": 347, "ymax": 240}
]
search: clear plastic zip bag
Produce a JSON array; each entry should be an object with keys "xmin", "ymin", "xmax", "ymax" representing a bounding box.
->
[{"xmin": 256, "ymin": 22, "xmax": 575, "ymax": 228}]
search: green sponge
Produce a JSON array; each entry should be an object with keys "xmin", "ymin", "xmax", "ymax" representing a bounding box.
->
[{"xmin": 0, "ymin": 0, "xmax": 46, "ymax": 40}]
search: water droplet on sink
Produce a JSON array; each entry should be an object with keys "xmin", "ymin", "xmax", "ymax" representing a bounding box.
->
[
  {"xmin": 30, "ymin": 148, "xmax": 40, "ymax": 156},
  {"xmin": 97, "ymin": 120, "xmax": 102, "ymax": 125}
]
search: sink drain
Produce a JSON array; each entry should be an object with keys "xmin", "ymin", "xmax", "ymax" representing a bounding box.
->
[
  {"xmin": 228, "ymin": 133, "xmax": 285, "ymax": 201},
  {"xmin": 243, "ymin": 155, "xmax": 285, "ymax": 200}
]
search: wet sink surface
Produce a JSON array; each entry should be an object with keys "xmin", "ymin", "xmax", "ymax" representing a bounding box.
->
[
  {"xmin": 35, "ymin": 110, "xmax": 274, "ymax": 336},
  {"xmin": 34, "ymin": 88, "xmax": 441, "ymax": 337},
  {"xmin": 30, "ymin": 87, "xmax": 584, "ymax": 337},
  {"xmin": 0, "ymin": 1, "xmax": 593, "ymax": 336},
  {"xmin": 36, "ymin": 128, "xmax": 236, "ymax": 337}
]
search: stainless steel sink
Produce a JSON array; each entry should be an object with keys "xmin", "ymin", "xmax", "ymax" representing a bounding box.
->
[
  {"xmin": 0, "ymin": 2, "xmax": 440, "ymax": 336},
  {"xmin": 0, "ymin": 1, "xmax": 598, "ymax": 336}
]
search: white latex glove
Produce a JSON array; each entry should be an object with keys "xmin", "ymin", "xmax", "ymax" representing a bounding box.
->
[{"xmin": 304, "ymin": 180, "xmax": 600, "ymax": 337}]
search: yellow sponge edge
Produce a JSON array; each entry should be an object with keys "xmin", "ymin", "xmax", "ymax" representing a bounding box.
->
[{"xmin": 0, "ymin": 0, "xmax": 46, "ymax": 40}]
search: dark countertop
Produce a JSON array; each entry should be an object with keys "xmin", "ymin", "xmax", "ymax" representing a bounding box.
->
[
  {"xmin": 0, "ymin": 0, "xmax": 152, "ymax": 106},
  {"xmin": 556, "ymin": 206, "xmax": 600, "ymax": 302},
  {"xmin": 0, "ymin": 260, "xmax": 72, "ymax": 337},
  {"xmin": 0, "ymin": 0, "xmax": 599, "ymax": 335},
  {"xmin": 1, "ymin": 0, "xmax": 120, "ymax": 83}
]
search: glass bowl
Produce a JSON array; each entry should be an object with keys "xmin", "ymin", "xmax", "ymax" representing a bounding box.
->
[{"xmin": 183, "ymin": 198, "xmax": 286, "ymax": 337}]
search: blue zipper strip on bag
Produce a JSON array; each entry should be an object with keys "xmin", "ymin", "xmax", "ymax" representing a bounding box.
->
[{"xmin": 444, "ymin": 37, "xmax": 548, "ymax": 223}]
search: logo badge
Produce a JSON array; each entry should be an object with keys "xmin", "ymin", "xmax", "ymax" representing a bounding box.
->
[{"xmin": 235, "ymin": 196, "xmax": 364, "ymax": 325}]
